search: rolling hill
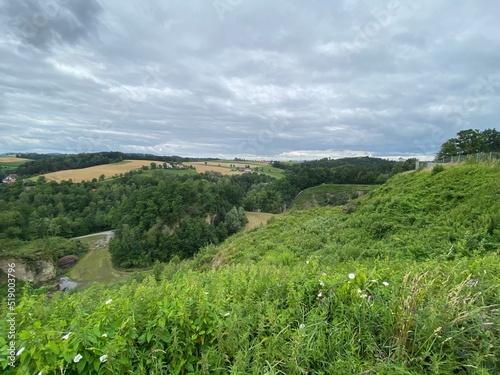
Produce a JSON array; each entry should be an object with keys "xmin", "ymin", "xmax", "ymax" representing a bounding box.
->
[{"xmin": 1, "ymin": 161, "xmax": 498, "ymax": 374}]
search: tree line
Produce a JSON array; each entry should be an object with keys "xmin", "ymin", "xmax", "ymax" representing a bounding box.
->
[{"xmin": 436, "ymin": 128, "xmax": 500, "ymax": 160}]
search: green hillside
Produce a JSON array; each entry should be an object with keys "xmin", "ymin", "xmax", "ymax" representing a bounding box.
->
[
  {"xmin": 289, "ymin": 183, "xmax": 379, "ymax": 211},
  {"xmin": 1, "ymin": 162, "xmax": 499, "ymax": 374}
]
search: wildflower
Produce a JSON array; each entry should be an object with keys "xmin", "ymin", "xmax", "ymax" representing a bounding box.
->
[
  {"xmin": 299, "ymin": 323, "xmax": 305, "ymax": 329},
  {"xmin": 61, "ymin": 332, "xmax": 72, "ymax": 340},
  {"xmin": 371, "ymin": 279, "xmax": 378, "ymax": 283},
  {"xmin": 204, "ymin": 292, "xmax": 209, "ymax": 295},
  {"xmin": 101, "ymin": 333, "xmax": 108, "ymax": 338},
  {"xmin": 317, "ymin": 291, "xmax": 323, "ymax": 297},
  {"xmin": 16, "ymin": 347, "xmax": 25, "ymax": 356},
  {"xmin": 38, "ymin": 372, "xmax": 42, "ymax": 375},
  {"xmin": 73, "ymin": 354, "xmax": 83, "ymax": 363},
  {"xmin": 348, "ymin": 273, "xmax": 355, "ymax": 279},
  {"xmin": 382, "ymin": 281, "xmax": 389, "ymax": 286},
  {"xmin": 306, "ymin": 260, "xmax": 310, "ymax": 264},
  {"xmin": 223, "ymin": 312, "xmax": 231, "ymax": 317},
  {"xmin": 360, "ymin": 294, "xmax": 368, "ymax": 298},
  {"xmin": 105, "ymin": 299, "xmax": 112, "ymax": 305},
  {"xmin": 99, "ymin": 354, "xmax": 108, "ymax": 363},
  {"xmin": 319, "ymin": 280, "xmax": 325, "ymax": 287},
  {"xmin": 357, "ymin": 289, "xmax": 363, "ymax": 294}
]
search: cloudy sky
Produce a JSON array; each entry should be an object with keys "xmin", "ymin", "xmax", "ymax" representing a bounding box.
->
[{"xmin": 1, "ymin": 0, "xmax": 499, "ymax": 160}]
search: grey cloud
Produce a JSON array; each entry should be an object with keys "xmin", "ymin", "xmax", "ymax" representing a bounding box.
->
[
  {"xmin": 1, "ymin": 0, "xmax": 499, "ymax": 159},
  {"xmin": 5, "ymin": 0, "xmax": 103, "ymax": 49}
]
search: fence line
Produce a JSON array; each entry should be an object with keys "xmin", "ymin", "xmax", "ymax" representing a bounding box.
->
[{"xmin": 416, "ymin": 151, "xmax": 500, "ymax": 169}]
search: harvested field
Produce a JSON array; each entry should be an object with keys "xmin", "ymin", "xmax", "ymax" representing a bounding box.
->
[
  {"xmin": 41, "ymin": 160, "xmax": 160, "ymax": 182},
  {"xmin": 190, "ymin": 161, "xmax": 271, "ymax": 176},
  {"xmin": 0, "ymin": 156, "xmax": 31, "ymax": 163}
]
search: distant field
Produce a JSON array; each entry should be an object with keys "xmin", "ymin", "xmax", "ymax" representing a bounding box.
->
[
  {"xmin": 290, "ymin": 184, "xmax": 380, "ymax": 211},
  {"xmin": 244, "ymin": 211, "xmax": 280, "ymax": 231},
  {"xmin": 190, "ymin": 161, "xmax": 284, "ymax": 178},
  {"xmin": 40, "ymin": 160, "xmax": 161, "ymax": 182},
  {"xmin": 0, "ymin": 155, "xmax": 31, "ymax": 172},
  {"xmin": 69, "ymin": 234, "xmax": 147, "ymax": 287}
]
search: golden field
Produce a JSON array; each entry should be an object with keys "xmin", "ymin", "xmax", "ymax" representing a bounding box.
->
[
  {"xmin": 41, "ymin": 160, "xmax": 160, "ymax": 182},
  {"xmin": 0, "ymin": 156, "xmax": 31, "ymax": 163},
  {"xmin": 190, "ymin": 161, "xmax": 268, "ymax": 175}
]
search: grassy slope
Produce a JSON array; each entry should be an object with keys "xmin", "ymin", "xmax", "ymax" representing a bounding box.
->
[
  {"xmin": 2, "ymin": 162, "xmax": 499, "ymax": 374},
  {"xmin": 290, "ymin": 183, "xmax": 379, "ymax": 211}
]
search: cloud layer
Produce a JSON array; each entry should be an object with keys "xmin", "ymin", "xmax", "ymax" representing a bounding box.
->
[{"xmin": 1, "ymin": 0, "xmax": 499, "ymax": 159}]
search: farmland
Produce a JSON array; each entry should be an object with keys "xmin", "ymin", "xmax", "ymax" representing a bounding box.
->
[
  {"xmin": 39, "ymin": 160, "xmax": 163, "ymax": 182},
  {"xmin": 0, "ymin": 155, "xmax": 30, "ymax": 173},
  {"xmin": 190, "ymin": 160, "xmax": 284, "ymax": 178}
]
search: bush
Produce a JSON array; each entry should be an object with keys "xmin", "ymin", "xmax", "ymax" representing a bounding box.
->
[{"xmin": 431, "ymin": 164, "xmax": 445, "ymax": 175}]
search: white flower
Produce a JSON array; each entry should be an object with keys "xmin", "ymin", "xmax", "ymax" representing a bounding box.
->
[
  {"xmin": 37, "ymin": 372, "xmax": 42, "ymax": 375},
  {"xmin": 319, "ymin": 280, "xmax": 325, "ymax": 287},
  {"xmin": 317, "ymin": 291, "xmax": 323, "ymax": 297},
  {"xmin": 306, "ymin": 260, "xmax": 310, "ymax": 264},
  {"xmin": 99, "ymin": 354, "xmax": 108, "ymax": 363},
  {"xmin": 101, "ymin": 333, "xmax": 108, "ymax": 338},
  {"xmin": 382, "ymin": 281, "xmax": 390, "ymax": 286},
  {"xmin": 204, "ymin": 292, "xmax": 209, "ymax": 295},
  {"xmin": 16, "ymin": 347, "xmax": 25, "ymax": 356},
  {"xmin": 61, "ymin": 332, "xmax": 72, "ymax": 340},
  {"xmin": 348, "ymin": 273, "xmax": 355, "ymax": 279},
  {"xmin": 105, "ymin": 299, "xmax": 112, "ymax": 305},
  {"xmin": 360, "ymin": 294, "xmax": 368, "ymax": 298},
  {"xmin": 299, "ymin": 323, "xmax": 305, "ymax": 329},
  {"xmin": 73, "ymin": 354, "xmax": 83, "ymax": 363},
  {"xmin": 223, "ymin": 312, "xmax": 231, "ymax": 317},
  {"xmin": 357, "ymin": 289, "xmax": 363, "ymax": 294},
  {"xmin": 371, "ymin": 279, "xmax": 378, "ymax": 283}
]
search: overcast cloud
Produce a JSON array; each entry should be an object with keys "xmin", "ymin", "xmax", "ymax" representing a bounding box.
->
[{"xmin": 1, "ymin": 0, "xmax": 499, "ymax": 160}]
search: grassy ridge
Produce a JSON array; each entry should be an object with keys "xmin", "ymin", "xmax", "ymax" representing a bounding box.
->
[{"xmin": 1, "ymin": 162, "xmax": 499, "ymax": 374}]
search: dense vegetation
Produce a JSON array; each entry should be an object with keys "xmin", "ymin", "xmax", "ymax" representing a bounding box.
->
[
  {"xmin": 10, "ymin": 152, "xmax": 204, "ymax": 177},
  {"xmin": 0, "ymin": 170, "xmax": 275, "ymax": 267},
  {"xmin": 436, "ymin": 128, "xmax": 500, "ymax": 160},
  {"xmin": 1, "ymin": 160, "xmax": 498, "ymax": 374},
  {"xmin": 246, "ymin": 157, "xmax": 416, "ymax": 212}
]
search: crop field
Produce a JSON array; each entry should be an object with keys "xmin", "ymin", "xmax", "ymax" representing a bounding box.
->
[
  {"xmin": 40, "ymin": 160, "xmax": 161, "ymax": 182},
  {"xmin": 190, "ymin": 161, "xmax": 284, "ymax": 178},
  {"xmin": 0, "ymin": 155, "xmax": 30, "ymax": 172}
]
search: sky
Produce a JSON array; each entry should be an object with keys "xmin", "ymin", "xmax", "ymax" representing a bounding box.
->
[{"xmin": 1, "ymin": 0, "xmax": 499, "ymax": 160}]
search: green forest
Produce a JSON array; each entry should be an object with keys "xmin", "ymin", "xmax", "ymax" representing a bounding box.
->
[{"xmin": 0, "ymin": 130, "xmax": 499, "ymax": 374}]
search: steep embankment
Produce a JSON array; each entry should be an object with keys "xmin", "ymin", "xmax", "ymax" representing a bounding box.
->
[
  {"xmin": 204, "ymin": 163, "xmax": 500, "ymax": 267},
  {"xmin": 1, "ymin": 163, "xmax": 498, "ymax": 374}
]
